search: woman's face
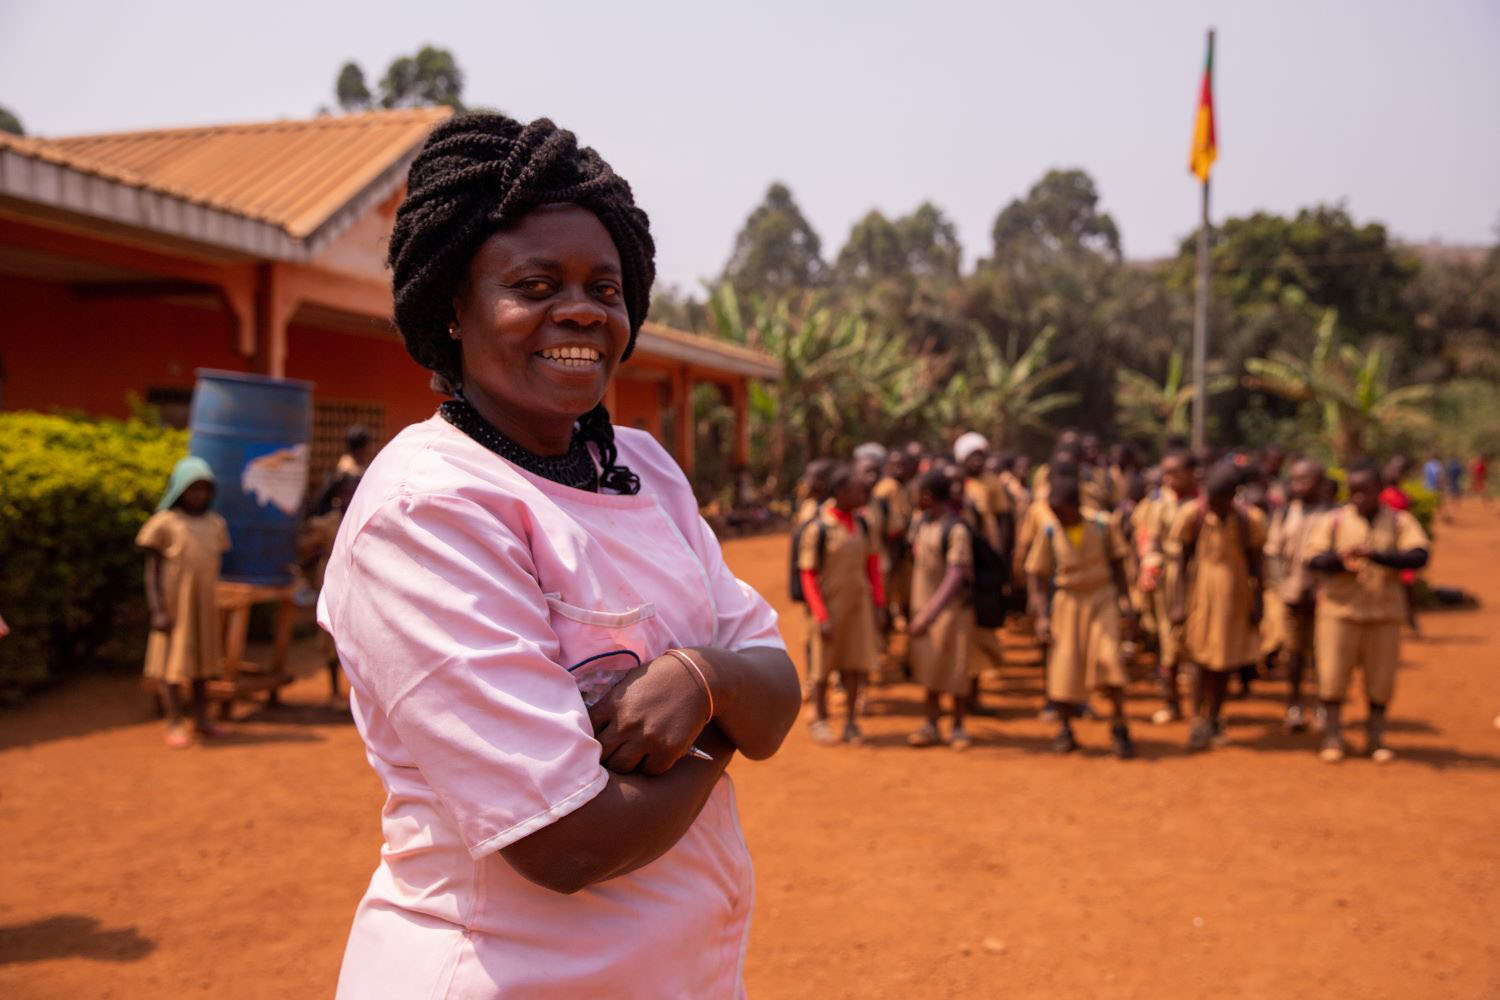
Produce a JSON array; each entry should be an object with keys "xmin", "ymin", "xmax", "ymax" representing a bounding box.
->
[{"xmin": 453, "ymin": 204, "xmax": 631, "ymax": 442}]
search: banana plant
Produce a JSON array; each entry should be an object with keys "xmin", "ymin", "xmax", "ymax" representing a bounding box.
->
[{"xmin": 1116, "ymin": 348, "xmax": 1235, "ymax": 446}]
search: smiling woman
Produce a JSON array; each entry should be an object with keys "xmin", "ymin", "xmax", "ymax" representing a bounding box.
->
[{"xmin": 317, "ymin": 114, "xmax": 801, "ymax": 998}]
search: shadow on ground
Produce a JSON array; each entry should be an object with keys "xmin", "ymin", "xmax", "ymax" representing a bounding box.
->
[{"xmin": 0, "ymin": 915, "xmax": 155, "ymax": 966}]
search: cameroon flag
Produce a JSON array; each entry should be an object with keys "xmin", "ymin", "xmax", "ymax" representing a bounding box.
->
[{"xmin": 1189, "ymin": 32, "xmax": 1216, "ymax": 181}]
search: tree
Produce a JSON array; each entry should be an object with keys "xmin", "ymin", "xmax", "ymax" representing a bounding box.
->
[
  {"xmin": 898, "ymin": 201, "xmax": 963, "ymax": 279},
  {"xmin": 1115, "ymin": 349, "xmax": 1235, "ymax": 448},
  {"xmin": 722, "ymin": 183, "xmax": 827, "ymax": 297},
  {"xmin": 835, "ymin": 210, "xmax": 906, "ymax": 285},
  {"xmin": 0, "ymin": 105, "xmax": 22, "ymax": 136},
  {"xmin": 934, "ymin": 325, "xmax": 1079, "ymax": 447},
  {"xmin": 333, "ymin": 45, "xmax": 467, "ymax": 114},
  {"xmin": 991, "ymin": 168, "xmax": 1121, "ymax": 262},
  {"xmin": 1244, "ymin": 309, "xmax": 1436, "ymax": 462},
  {"xmin": 335, "ymin": 62, "xmax": 373, "ymax": 111}
]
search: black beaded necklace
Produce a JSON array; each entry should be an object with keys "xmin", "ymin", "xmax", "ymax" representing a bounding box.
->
[{"xmin": 440, "ymin": 395, "xmax": 599, "ymax": 492}]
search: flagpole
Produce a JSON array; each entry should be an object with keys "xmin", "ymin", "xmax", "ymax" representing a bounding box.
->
[{"xmin": 1191, "ymin": 27, "xmax": 1214, "ymax": 452}]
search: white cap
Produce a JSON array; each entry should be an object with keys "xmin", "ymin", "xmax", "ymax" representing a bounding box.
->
[
  {"xmin": 953, "ymin": 432, "xmax": 989, "ymax": 464},
  {"xmin": 853, "ymin": 442, "xmax": 888, "ymax": 466}
]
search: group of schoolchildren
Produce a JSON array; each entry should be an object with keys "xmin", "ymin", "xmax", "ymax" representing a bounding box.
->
[
  {"xmin": 134, "ymin": 426, "xmax": 370, "ymax": 748},
  {"xmin": 792, "ymin": 430, "xmax": 1431, "ymax": 764}
]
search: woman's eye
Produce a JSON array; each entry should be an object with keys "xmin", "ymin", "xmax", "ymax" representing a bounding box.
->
[
  {"xmin": 594, "ymin": 284, "xmax": 621, "ymax": 300},
  {"xmin": 518, "ymin": 279, "xmax": 554, "ymax": 295}
]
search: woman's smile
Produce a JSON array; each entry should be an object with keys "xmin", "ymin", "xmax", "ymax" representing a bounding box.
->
[{"xmin": 535, "ymin": 343, "xmax": 605, "ymax": 371}]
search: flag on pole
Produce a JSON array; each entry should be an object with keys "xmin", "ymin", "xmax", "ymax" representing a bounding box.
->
[{"xmin": 1189, "ymin": 33, "xmax": 1217, "ymax": 181}]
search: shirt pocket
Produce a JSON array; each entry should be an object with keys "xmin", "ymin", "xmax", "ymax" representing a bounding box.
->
[{"xmin": 544, "ymin": 594, "xmax": 662, "ymax": 706}]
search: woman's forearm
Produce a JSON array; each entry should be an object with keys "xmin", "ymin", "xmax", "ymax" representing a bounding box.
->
[
  {"xmin": 501, "ymin": 723, "xmax": 735, "ymax": 894},
  {"xmin": 687, "ymin": 644, "xmax": 800, "ymax": 761}
]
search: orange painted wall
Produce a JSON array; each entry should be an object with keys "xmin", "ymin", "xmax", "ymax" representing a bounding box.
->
[
  {"xmin": 612, "ymin": 374, "xmax": 665, "ymax": 440},
  {"xmin": 0, "ymin": 275, "xmax": 245, "ymax": 416},
  {"xmin": 283, "ymin": 324, "xmax": 438, "ymax": 433}
]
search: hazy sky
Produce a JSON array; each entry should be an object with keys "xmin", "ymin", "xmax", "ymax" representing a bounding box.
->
[{"xmin": 3, "ymin": 1, "xmax": 1497, "ymax": 289}]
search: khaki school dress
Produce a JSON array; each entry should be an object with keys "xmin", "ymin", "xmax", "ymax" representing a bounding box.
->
[
  {"xmin": 1170, "ymin": 501, "xmax": 1267, "ymax": 671},
  {"xmin": 872, "ymin": 475, "xmax": 914, "ymax": 611},
  {"xmin": 1132, "ymin": 487, "xmax": 1191, "ymax": 667},
  {"xmin": 963, "ymin": 475, "xmax": 1011, "ymax": 669},
  {"xmin": 1305, "ymin": 504, "xmax": 1427, "ymax": 704},
  {"xmin": 908, "ymin": 513, "xmax": 974, "ymax": 696},
  {"xmin": 1263, "ymin": 499, "xmax": 1328, "ymax": 661},
  {"xmin": 799, "ymin": 502, "xmax": 879, "ymax": 682},
  {"xmin": 1025, "ymin": 515, "xmax": 1130, "ymax": 703},
  {"xmin": 136, "ymin": 509, "xmax": 231, "ymax": 684}
]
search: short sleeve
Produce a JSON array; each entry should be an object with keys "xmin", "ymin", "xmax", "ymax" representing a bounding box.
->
[
  {"xmin": 1024, "ymin": 527, "xmax": 1055, "ymax": 578},
  {"xmin": 135, "ymin": 511, "xmax": 173, "ymax": 552},
  {"xmin": 797, "ymin": 518, "xmax": 821, "ymax": 572},
  {"xmin": 1395, "ymin": 510, "xmax": 1429, "ymax": 552},
  {"xmin": 1168, "ymin": 503, "xmax": 1198, "ymax": 550},
  {"xmin": 327, "ymin": 493, "xmax": 607, "ymax": 859},
  {"xmin": 946, "ymin": 521, "xmax": 973, "ymax": 570},
  {"xmin": 692, "ymin": 515, "xmax": 786, "ymax": 652},
  {"xmin": 1246, "ymin": 507, "xmax": 1268, "ymax": 550}
]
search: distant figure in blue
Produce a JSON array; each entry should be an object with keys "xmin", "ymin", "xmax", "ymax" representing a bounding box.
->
[
  {"xmin": 1422, "ymin": 455, "xmax": 1443, "ymax": 494},
  {"xmin": 1445, "ymin": 456, "xmax": 1464, "ymax": 500}
]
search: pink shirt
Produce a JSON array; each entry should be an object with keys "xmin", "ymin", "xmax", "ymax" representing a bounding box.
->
[{"xmin": 318, "ymin": 415, "xmax": 783, "ymax": 999}]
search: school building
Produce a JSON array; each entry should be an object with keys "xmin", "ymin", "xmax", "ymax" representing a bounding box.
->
[{"xmin": 0, "ymin": 107, "xmax": 778, "ymax": 485}]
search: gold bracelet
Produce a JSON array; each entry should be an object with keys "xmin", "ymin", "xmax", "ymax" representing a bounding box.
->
[{"xmin": 663, "ymin": 648, "xmax": 713, "ymax": 720}]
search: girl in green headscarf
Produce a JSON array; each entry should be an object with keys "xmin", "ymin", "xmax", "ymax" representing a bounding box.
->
[{"xmin": 137, "ymin": 456, "xmax": 232, "ymax": 747}]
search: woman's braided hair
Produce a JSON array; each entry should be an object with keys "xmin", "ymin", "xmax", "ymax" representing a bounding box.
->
[{"xmin": 388, "ymin": 113, "xmax": 655, "ymax": 493}]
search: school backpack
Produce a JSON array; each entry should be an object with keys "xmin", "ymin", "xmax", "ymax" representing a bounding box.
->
[
  {"xmin": 964, "ymin": 501, "xmax": 1010, "ymax": 629},
  {"xmin": 788, "ymin": 512, "xmax": 869, "ymax": 604}
]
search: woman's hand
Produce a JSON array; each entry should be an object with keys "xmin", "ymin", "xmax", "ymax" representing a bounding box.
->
[{"xmin": 588, "ymin": 655, "xmax": 711, "ymax": 776}]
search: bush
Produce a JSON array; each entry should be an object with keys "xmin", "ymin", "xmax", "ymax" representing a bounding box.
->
[{"xmin": 0, "ymin": 412, "xmax": 188, "ymax": 701}]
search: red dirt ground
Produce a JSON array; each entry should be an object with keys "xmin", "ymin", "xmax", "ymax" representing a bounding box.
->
[{"xmin": 2, "ymin": 503, "xmax": 1497, "ymax": 999}]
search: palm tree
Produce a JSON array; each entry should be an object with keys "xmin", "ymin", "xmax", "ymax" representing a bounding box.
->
[
  {"xmin": 1115, "ymin": 349, "xmax": 1235, "ymax": 447},
  {"xmin": 1244, "ymin": 309, "xmax": 1437, "ymax": 462},
  {"xmin": 937, "ymin": 325, "xmax": 1079, "ymax": 446}
]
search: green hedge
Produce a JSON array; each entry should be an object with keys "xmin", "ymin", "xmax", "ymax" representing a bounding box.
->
[{"xmin": 0, "ymin": 412, "xmax": 188, "ymax": 701}]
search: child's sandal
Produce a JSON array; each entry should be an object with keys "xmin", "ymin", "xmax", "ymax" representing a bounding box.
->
[
  {"xmin": 808, "ymin": 719, "xmax": 839, "ymax": 746},
  {"xmin": 949, "ymin": 728, "xmax": 973, "ymax": 752},
  {"xmin": 164, "ymin": 727, "xmax": 193, "ymax": 750},
  {"xmin": 907, "ymin": 721, "xmax": 941, "ymax": 748}
]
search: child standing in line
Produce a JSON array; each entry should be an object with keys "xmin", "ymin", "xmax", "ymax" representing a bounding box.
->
[
  {"xmin": 800, "ymin": 463, "xmax": 884, "ymax": 746},
  {"xmin": 1262, "ymin": 458, "xmax": 1330, "ymax": 731},
  {"xmin": 1170, "ymin": 462, "xmax": 1266, "ymax": 752},
  {"xmin": 906, "ymin": 470, "xmax": 976, "ymax": 750},
  {"xmin": 792, "ymin": 458, "xmax": 836, "ymax": 701},
  {"xmin": 1133, "ymin": 449, "xmax": 1200, "ymax": 724},
  {"xmin": 872, "ymin": 450, "xmax": 918, "ymax": 656},
  {"xmin": 137, "ymin": 456, "xmax": 232, "ymax": 748},
  {"xmin": 955, "ymin": 432, "xmax": 1013, "ymax": 714},
  {"xmin": 1305, "ymin": 461, "xmax": 1429, "ymax": 763},
  {"xmin": 1027, "ymin": 471, "xmax": 1138, "ymax": 758}
]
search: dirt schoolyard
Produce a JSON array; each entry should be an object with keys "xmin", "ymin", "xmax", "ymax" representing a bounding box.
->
[{"xmin": 2, "ymin": 504, "xmax": 1498, "ymax": 999}]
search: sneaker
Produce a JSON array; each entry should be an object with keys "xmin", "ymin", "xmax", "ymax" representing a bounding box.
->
[
  {"xmin": 1319, "ymin": 738, "xmax": 1345, "ymax": 763},
  {"xmin": 949, "ymin": 727, "xmax": 973, "ymax": 752},
  {"xmin": 808, "ymin": 719, "xmax": 839, "ymax": 746},
  {"xmin": 1210, "ymin": 719, "xmax": 1229, "ymax": 747},
  {"xmin": 163, "ymin": 726, "xmax": 193, "ymax": 750},
  {"xmin": 1371, "ymin": 746, "xmax": 1396, "ymax": 764},
  {"xmin": 1284, "ymin": 704, "xmax": 1308, "ymax": 733},
  {"xmin": 1111, "ymin": 722, "xmax": 1136, "ymax": 760},
  {"xmin": 1039, "ymin": 703, "xmax": 1060, "ymax": 722},
  {"xmin": 1051, "ymin": 724, "xmax": 1078, "ymax": 754},
  {"xmin": 1186, "ymin": 718, "xmax": 1213, "ymax": 752},
  {"xmin": 842, "ymin": 722, "xmax": 864, "ymax": 746},
  {"xmin": 1151, "ymin": 704, "xmax": 1182, "ymax": 726},
  {"xmin": 907, "ymin": 721, "xmax": 942, "ymax": 748}
]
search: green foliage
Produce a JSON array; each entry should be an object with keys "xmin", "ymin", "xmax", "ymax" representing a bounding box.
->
[
  {"xmin": 0, "ymin": 105, "xmax": 22, "ymax": 136},
  {"xmin": 1116, "ymin": 350, "xmax": 1235, "ymax": 448},
  {"xmin": 1244, "ymin": 309, "xmax": 1437, "ymax": 461},
  {"xmin": 721, "ymin": 183, "xmax": 827, "ymax": 296},
  {"xmin": 0, "ymin": 412, "xmax": 188, "ymax": 700},
  {"xmin": 991, "ymin": 169, "xmax": 1120, "ymax": 260},
  {"xmin": 334, "ymin": 45, "xmax": 466, "ymax": 113}
]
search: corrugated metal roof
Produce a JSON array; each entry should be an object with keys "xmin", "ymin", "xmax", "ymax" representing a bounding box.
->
[{"xmin": 1, "ymin": 108, "xmax": 450, "ymax": 240}]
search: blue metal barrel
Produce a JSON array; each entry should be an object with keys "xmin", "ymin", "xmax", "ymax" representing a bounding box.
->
[{"xmin": 188, "ymin": 369, "xmax": 315, "ymax": 585}]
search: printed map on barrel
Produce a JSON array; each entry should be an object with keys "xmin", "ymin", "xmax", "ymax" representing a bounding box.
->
[{"xmin": 241, "ymin": 443, "xmax": 310, "ymax": 517}]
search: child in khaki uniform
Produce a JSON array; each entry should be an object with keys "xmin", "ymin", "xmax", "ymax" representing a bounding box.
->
[
  {"xmin": 793, "ymin": 458, "xmax": 836, "ymax": 701},
  {"xmin": 1305, "ymin": 461, "xmax": 1429, "ymax": 763},
  {"xmin": 905, "ymin": 471, "xmax": 977, "ymax": 750},
  {"xmin": 800, "ymin": 463, "xmax": 884, "ymax": 745},
  {"xmin": 1261, "ymin": 458, "xmax": 1329, "ymax": 732},
  {"xmin": 955, "ymin": 432, "xmax": 1012, "ymax": 713},
  {"xmin": 1026, "ymin": 471, "xmax": 1138, "ymax": 758},
  {"xmin": 1171, "ymin": 462, "xmax": 1266, "ymax": 752},
  {"xmin": 1133, "ymin": 450, "xmax": 1199, "ymax": 724},
  {"xmin": 137, "ymin": 456, "xmax": 232, "ymax": 748}
]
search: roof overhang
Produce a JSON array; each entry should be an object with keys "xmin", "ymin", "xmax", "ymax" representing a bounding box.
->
[
  {"xmin": 0, "ymin": 142, "xmax": 422, "ymax": 263},
  {"xmin": 634, "ymin": 323, "xmax": 782, "ymax": 380}
]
